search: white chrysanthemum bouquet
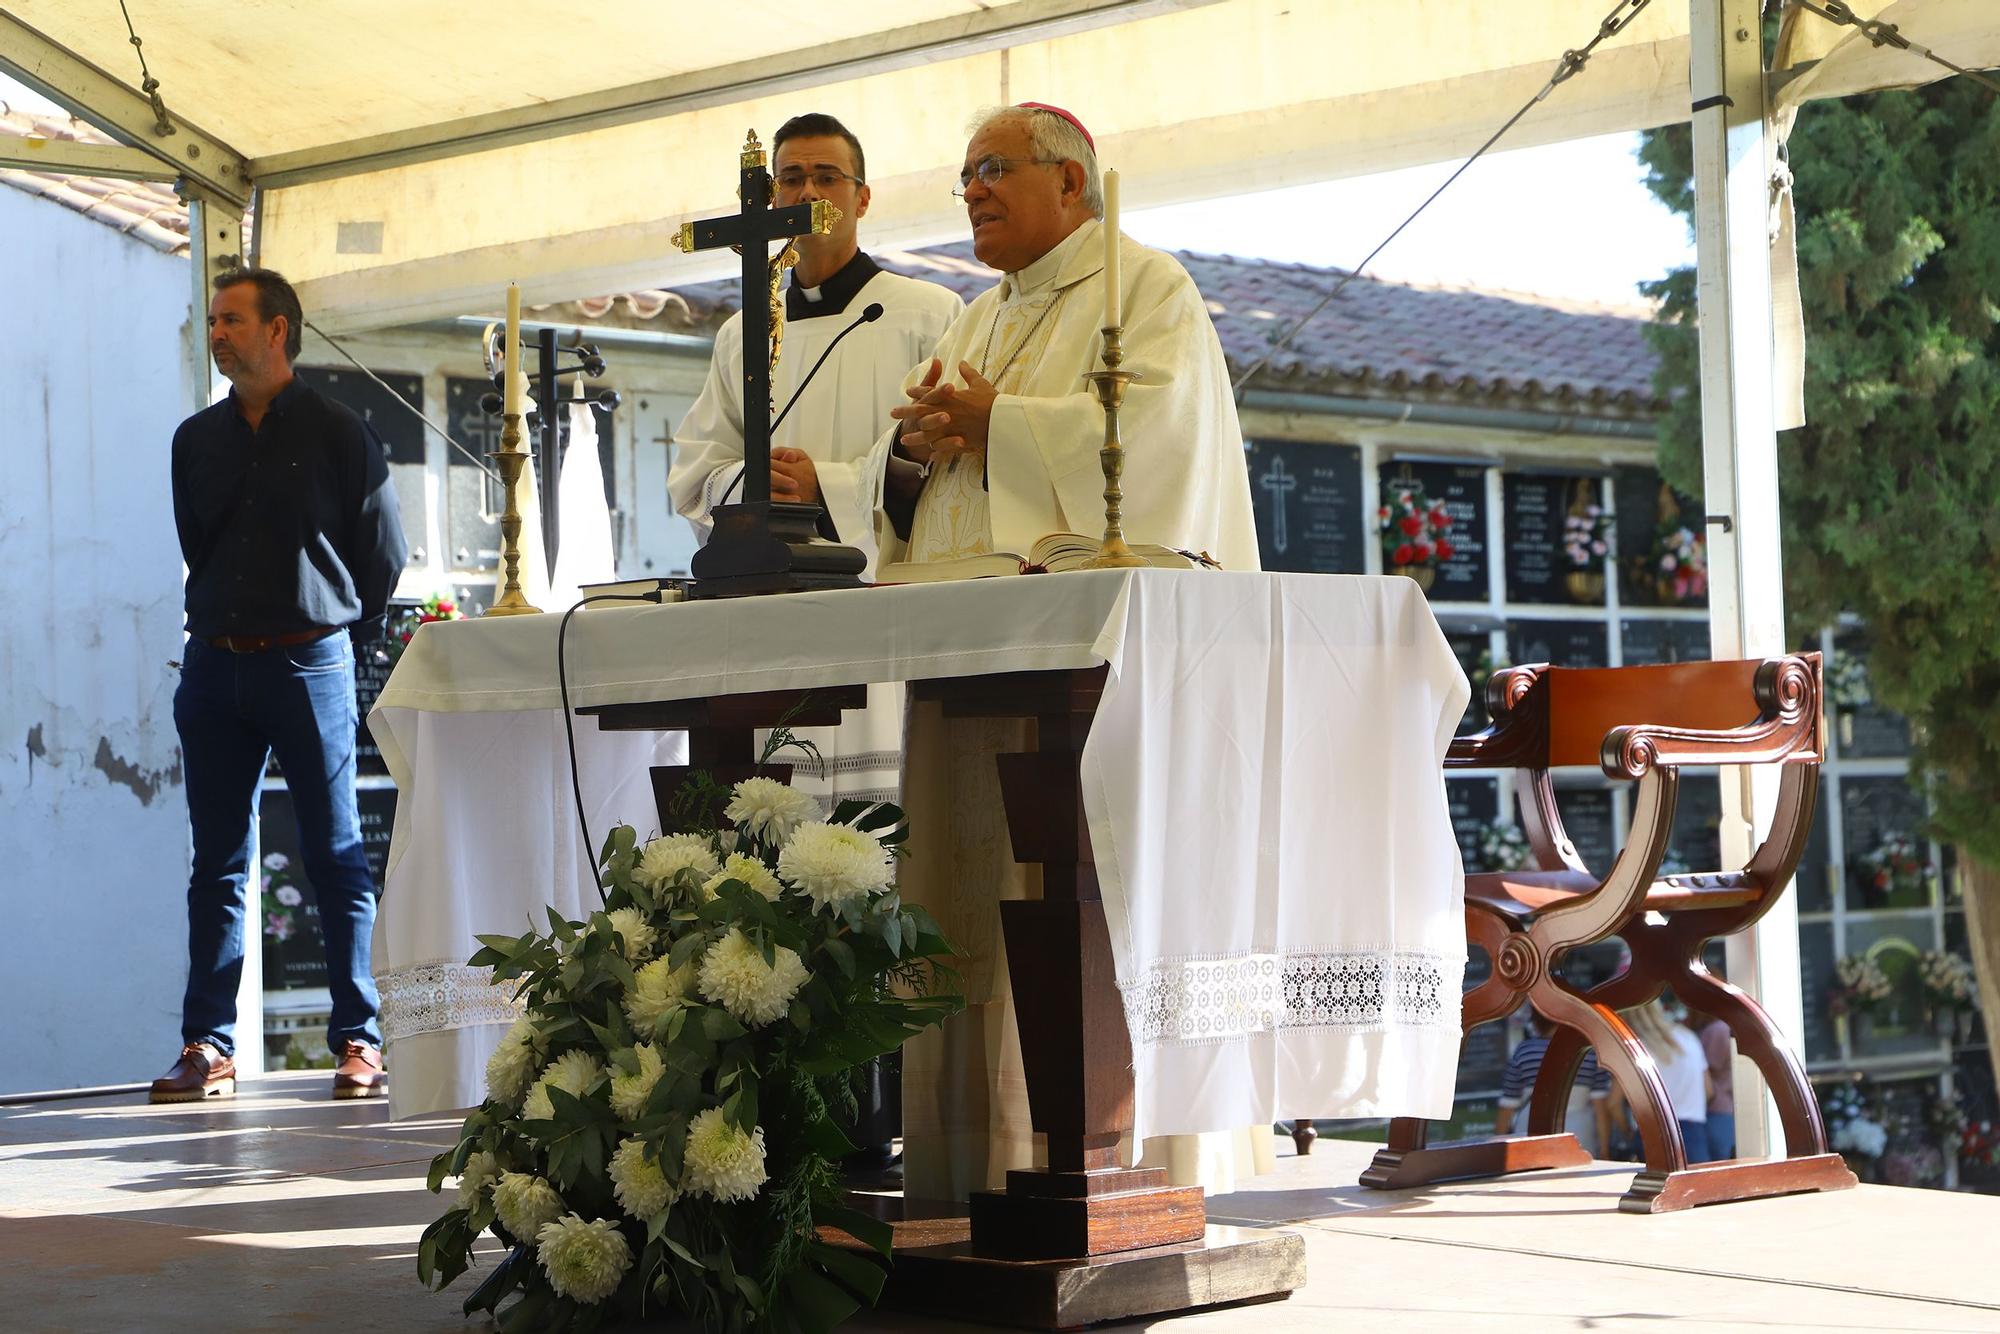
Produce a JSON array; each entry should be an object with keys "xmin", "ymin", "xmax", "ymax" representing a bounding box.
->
[{"xmin": 419, "ymin": 760, "xmax": 961, "ymax": 1334}]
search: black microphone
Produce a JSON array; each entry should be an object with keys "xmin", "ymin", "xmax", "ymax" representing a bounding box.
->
[{"xmin": 718, "ymin": 302, "xmax": 886, "ymax": 506}]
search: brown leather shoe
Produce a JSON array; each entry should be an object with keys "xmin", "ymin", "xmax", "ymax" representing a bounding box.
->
[
  {"xmin": 331, "ymin": 1041, "xmax": 388, "ymax": 1099},
  {"xmin": 149, "ymin": 1044, "xmax": 236, "ymax": 1103}
]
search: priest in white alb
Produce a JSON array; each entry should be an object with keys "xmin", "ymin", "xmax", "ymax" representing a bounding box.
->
[
  {"xmin": 862, "ymin": 103, "xmax": 1269, "ymax": 1200},
  {"xmin": 670, "ymin": 112, "xmax": 962, "ymax": 808}
]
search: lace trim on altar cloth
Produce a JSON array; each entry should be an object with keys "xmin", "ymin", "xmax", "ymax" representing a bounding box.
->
[
  {"xmin": 1119, "ymin": 949, "xmax": 1459, "ymax": 1046},
  {"xmin": 377, "ymin": 960, "xmax": 525, "ymax": 1043}
]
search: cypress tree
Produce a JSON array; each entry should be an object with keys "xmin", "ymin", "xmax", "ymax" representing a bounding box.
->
[{"xmin": 1640, "ymin": 75, "xmax": 2000, "ymax": 1062}]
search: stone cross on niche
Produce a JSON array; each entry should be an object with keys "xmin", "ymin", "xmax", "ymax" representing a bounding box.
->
[
  {"xmin": 1258, "ymin": 455, "xmax": 1297, "ymax": 555},
  {"xmin": 670, "ymin": 130, "xmax": 865, "ymax": 597}
]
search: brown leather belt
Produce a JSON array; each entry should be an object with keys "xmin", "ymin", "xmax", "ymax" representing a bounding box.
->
[{"xmin": 208, "ymin": 626, "xmax": 340, "ymax": 653}]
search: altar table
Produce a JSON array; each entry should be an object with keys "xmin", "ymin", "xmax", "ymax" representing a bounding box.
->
[{"xmin": 369, "ymin": 570, "xmax": 1471, "ymax": 1133}]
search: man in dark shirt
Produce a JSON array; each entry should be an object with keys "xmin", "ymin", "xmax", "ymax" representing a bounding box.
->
[{"xmin": 150, "ymin": 268, "xmax": 408, "ymax": 1104}]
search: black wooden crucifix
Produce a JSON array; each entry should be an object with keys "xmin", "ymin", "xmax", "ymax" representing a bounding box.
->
[{"xmin": 671, "ymin": 129, "xmax": 867, "ymax": 598}]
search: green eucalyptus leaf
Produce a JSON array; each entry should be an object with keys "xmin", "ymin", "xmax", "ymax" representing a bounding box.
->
[
  {"xmin": 814, "ymin": 1203, "xmax": 894, "ymax": 1259},
  {"xmin": 810, "ymin": 1239, "xmax": 889, "ymax": 1304},
  {"xmin": 802, "ymin": 1114, "xmax": 858, "ymax": 1162},
  {"xmin": 702, "ymin": 1007, "xmax": 748, "ymax": 1041},
  {"xmin": 821, "ymin": 936, "xmax": 856, "ymax": 979},
  {"xmin": 668, "ymin": 932, "xmax": 707, "ymax": 972},
  {"xmin": 781, "ymin": 1267, "xmax": 857, "ymax": 1334}
]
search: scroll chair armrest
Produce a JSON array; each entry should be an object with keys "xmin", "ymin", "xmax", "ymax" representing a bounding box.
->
[
  {"xmin": 1446, "ymin": 665, "xmax": 1550, "ymax": 771},
  {"xmin": 1598, "ymin": 657, "xmax": 1822, "ymax": 780}
]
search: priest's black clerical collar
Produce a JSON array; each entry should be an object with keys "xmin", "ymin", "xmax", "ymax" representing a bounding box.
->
[{"xmin": 786, "ymin": 250, "xmax": 881, "ymax": 320}]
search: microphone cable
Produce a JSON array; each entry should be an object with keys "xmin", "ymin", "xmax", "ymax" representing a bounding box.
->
[{"xmin": 556, "ymin": 589, "xmax": 668, "ymax": 901}]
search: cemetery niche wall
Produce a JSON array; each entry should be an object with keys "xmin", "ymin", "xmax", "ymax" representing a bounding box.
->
[{"xmin": 1237, "ymin": 442, "xmax": 1985, "ymax": 1190}]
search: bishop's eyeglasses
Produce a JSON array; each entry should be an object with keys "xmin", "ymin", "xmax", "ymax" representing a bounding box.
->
[
  {"xmin": 951, "ymin": 155, "xmax": 1065, "ymax": 199},
  {"xmin": 774, "ymin": 167, "xmax": 864, "ymax": 191}
]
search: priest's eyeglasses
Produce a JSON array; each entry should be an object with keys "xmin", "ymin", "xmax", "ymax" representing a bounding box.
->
[
  {"xmin": 774, "ymin": 167, "xmax": 863, "ymax": 191},
  {"xmin": 952, "ymin": 156, "xmax": 1065, "ymax": 198}
]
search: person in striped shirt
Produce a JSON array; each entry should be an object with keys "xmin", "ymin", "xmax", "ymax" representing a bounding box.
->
[{"xmin": 1493, "ymin": 1009, "xmax": 1615, "ymax": 1157}]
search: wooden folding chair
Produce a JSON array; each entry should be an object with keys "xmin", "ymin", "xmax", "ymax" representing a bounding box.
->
[{"xmin": 1358, "ymin": 652, "xmax": 1857, "ymax": 1212}]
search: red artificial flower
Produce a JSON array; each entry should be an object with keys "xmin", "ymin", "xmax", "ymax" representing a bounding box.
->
[
  {"xmin": 435, "ymin": 600, "xmax": 457, "ymax": 616},
  {"xmin": 1399, "ymin": 515, "xmax": 1424, "ymax": 537},
  {"xmin": 1394, "ymin": 544, "xmax": 1415, "ymax": 565},
  {"xmin": 1429, "ymin": 507, "xmax": 1452, "ymax": 531},
  {"xmin": 1414, "ymin": 542, "xmax": 1433, "ymax": 561},
  {"xmin": 1436, "ymin": 539, "xmax": 1456, "ymax": 560}
]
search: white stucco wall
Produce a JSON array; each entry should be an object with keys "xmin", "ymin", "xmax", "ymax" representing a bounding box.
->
[{"xmin": 0, "ymin": 186, "xmax": 194, "ymax": 1093}]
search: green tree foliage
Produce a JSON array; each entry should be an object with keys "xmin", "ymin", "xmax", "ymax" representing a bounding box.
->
[{"xmin": 1637, "ymin": 78, "xmax": 2000, "ymax": 863}]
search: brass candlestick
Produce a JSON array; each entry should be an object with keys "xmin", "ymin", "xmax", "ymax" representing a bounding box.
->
[
  {"xmin": 1080, "ymin": 325, "xmax": 1146, "ymax": 569},
  {"xmin": 483, "ymin": 411, "xmax": 542, "ymax": 616}
]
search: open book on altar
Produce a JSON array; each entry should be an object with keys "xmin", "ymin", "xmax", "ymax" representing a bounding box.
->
[{"xmin": 875, "ymin": 533, "xmax": 1221, "ymax": 584}]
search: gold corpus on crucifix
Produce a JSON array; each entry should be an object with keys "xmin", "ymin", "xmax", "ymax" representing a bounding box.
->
[
  {"xmin": 482, "ymin": 410, "xmax": 542, "ymax": 616},
  {"xmin": 768, "ymin": 241, "xmax": 799, "ymax": 391},
  {"xmin": 1080, "ymin": 325, "xmax": 1147, "ymax": 568},
  {"xmin": 667, "ymin": 128, "xmax": 864, "ymax": 596}
]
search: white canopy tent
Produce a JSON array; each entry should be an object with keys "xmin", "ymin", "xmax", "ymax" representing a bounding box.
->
[
  {"xmin": 5, "ymin": 0, "xmax": 1995, "ymax": 1141},
  {"xmin": 1, "ymin": 1, "xmax": 1992, "ymax": 330}
]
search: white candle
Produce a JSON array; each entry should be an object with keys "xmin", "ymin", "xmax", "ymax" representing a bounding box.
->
[
  {"xmin": 503, "ymin": 282, "xmax": 524, "ymax": 417},
  {"xmin": 1102, "ymin": 168, "xmax": 1121, "ymax": 329}
]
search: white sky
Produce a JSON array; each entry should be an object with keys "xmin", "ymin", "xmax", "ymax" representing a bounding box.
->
[
  {"xmin": 4, "ymin": 73, "xmax": 1691, "ymax": 308},
  {"xmin": 1125, "ymin": 131, "xmax": 1695, "ymax": 310}
]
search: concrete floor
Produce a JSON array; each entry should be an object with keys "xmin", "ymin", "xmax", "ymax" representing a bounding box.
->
[{"xmin": 2, "ymin": 1072, "xmax": 1997, "ymax": 1332}]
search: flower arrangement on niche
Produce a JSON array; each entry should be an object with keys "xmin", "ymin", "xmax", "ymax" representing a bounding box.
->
[
  {"xmin": 1830, "ymin": 952, "xmax": 1892, "ymax": 1026},
  {"xmin": 386, "ymin": 592, "xmax": 468, "ymax": 666},
  {"xmin": 1822, "ymin": 1081, "xmax": 1888, "ymax": 1161},
  {"xmin": 261, "ymin": 851, "xmax": 305, "ymax": 943},
  {"xmin": 1856, "ymin": 831, "xmax": 1934, "ymax": 907},
  {"xmin": 1962, "ymin": 1117, "xmax": 2000, "ymax": 1171},
  {"xmin": 1651, "ymin": 522, "xmax": 1707, "ymax": 604},
  {"xmin": 1826, "ymin": 652, "xmax": 1872, "ymax": 713},
  {"xmin": 1562, "ymin": 504, "xmax": 1613, "ymax": 570},
  {"xmin": 1378, "ymin": 480, "xmax": 1455, "ymax": 590},
  {"xmin": 418, "ymin": 742, "xmax": 962, "ymax": 1333},
  {"xmin": 1471, "ymin": 819, "xmax": 1534, "ymax": 874}
]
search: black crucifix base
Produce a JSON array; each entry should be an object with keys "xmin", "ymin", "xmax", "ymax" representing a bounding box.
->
[{"xmin": 687, "ymin": 500, "xmax": 866, "ymax": 599}]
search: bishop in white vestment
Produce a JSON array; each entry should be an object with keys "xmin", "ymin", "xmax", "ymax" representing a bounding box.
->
[
  {"xmin": 872, "ymin": 104, "xmax": 1271, "ymax": 1202},
  {"xmin": 669, "ymin": 116, "xmax": 961, "ymax": 808}
]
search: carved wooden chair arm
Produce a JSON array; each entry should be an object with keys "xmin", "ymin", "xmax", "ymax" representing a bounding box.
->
[
  {"xmin": 1445, "ymin": 665, "xmax": 1549, "ymax": 770},
  {"xmin": 1597, "ymin": 657, "xmax": 1821, "ymax": 780}
]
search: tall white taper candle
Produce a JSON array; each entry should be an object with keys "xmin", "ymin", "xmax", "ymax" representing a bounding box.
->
[
  {"xmin": 1102, "ymin": 168, "xmax": 1120, "ymax": 328},
  {"xmin": 503, "ymin": 282, "xmax": 524, "ymax": 417}
]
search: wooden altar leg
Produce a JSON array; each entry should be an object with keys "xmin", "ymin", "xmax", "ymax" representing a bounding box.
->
[
  {"xmin": 967, "ymin": 738, "xmax": 1206, "ymax": 1258},
  {"xmin": 845, "ymin": 672, "xmax": 1303, "ymax": 1329}
]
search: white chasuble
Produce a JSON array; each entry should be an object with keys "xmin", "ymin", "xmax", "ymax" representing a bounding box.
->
[
  {"xmin": 670, "ymin": 257, "xmax": 960, "ymax": 806},
  {"xmin": 869, "ymin": 219, "xmax": 1259, "ymax": 570},
  {"xmin": 888, "ymin": 223, "xmax": 1275, "ymax": 1201}
]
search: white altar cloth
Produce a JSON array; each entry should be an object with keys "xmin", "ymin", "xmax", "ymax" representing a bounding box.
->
[{"xmin": 369, "ymin": 570, "xmax": 1470, "ymax": 1137}]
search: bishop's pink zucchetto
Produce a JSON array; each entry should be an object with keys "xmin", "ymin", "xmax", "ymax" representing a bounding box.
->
[{"xmin": 1015, "ymin": 102, "xmax": 1094, "ymax": 151}]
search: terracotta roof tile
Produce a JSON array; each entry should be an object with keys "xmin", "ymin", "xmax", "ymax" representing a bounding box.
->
[
  {"xmin": 633, "ymin": 241, "xmax": 1665, "ymax": 417},
  {"xmin": 0, "ymin": 105, "xmax": 192, "ymax": 255}
]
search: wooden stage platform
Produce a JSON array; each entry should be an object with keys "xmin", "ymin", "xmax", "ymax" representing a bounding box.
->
[{"xmin": 2, "ymin": 1072, "xmax": 1995, "ymax": 1332}]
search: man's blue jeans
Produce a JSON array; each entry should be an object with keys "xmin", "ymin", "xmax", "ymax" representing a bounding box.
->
[{"xmin": 173, "ymin": 633, "xmax": 382, "ymax": 1059}]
